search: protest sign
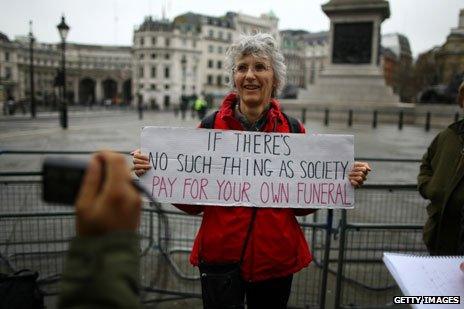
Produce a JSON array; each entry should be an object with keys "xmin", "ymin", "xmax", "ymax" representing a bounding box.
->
[{"xmin": 140, "ymin": 127, "xmax": 355, "ymax": 209}]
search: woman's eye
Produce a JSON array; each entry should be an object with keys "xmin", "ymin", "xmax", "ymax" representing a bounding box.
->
[
  {"xmin": 236, "ymin": 65, "xmax": 248, "ymax": 72},
  {"xmin": 255, "ymin": 64, "xmax": 266, "ymax": 72}
]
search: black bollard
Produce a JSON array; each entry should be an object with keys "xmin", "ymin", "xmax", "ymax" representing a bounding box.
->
[
  {"xmin": 301, "ymin": 108, "xmax": 307, "ymax": 124},
  {"xmin": 324, "ymin": 108, "xmax": 329, "ymax": 126},
  {"xmin": 425, "ymin": 112, "xmax": 431, "ymax": 131},
  {"xmin": 348, "ymin": 109, "xmax": 353, "ymax": 127},
  {"xmin": 372, "ymin": 110, "xmax": 378, "ymax": 128},
  {"xmin": 398, "ymin": 110, "xmax": 404, "ymax": 130},
  {"xmin": 455, "ymin": 112, "xmax": 460, "ymax": 123}
]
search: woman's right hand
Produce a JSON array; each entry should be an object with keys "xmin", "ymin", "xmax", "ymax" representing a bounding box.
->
[{"xmin": 131, "ymin": 149, "xmax": 151, "ymax": 177}]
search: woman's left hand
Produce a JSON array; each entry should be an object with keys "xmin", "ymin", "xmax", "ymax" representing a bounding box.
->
[{"xmin": 349, "ymin": 162, "xmax": 371, "ymax": 188}]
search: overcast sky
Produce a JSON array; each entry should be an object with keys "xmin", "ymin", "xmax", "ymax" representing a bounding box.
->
[{"xmin": 0, "ymin": 0, "xmax": 462, "ymax": 58}]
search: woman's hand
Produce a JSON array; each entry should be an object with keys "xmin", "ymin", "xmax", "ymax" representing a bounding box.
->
[
  {"xmin": 131, "ymin": 149, "xmax": 151, "ymax": 177},
  {"xmin": 349, "ymin": 161, "xmax": 371, "ymax": 188}
]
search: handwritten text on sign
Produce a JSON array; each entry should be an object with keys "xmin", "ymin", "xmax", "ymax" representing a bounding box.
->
[{"xmin": 140, "ymin": 127, "xmax": 355, "ymax": 209}]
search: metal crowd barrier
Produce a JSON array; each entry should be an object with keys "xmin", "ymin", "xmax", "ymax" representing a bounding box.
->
[
  {"xmin": 0, "ymin": 176, "xmax": 428, "ymax": 308},
  {"xmin": 0, "ymin": 150, "xmax": 429, "ymax": 308}
]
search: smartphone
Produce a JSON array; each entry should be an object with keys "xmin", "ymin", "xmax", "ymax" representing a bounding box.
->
[{"xmin": 42, "ymin": 157, "xmax": 89, "ymax": 205}]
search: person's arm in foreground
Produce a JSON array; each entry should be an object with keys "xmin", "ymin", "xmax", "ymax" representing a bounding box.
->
[{"xmin": 59, "ymin": 151, "xmax": 142, "ymax": 309}]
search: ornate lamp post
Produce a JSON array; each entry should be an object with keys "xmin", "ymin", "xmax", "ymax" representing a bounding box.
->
[
  {"xmin": 56, "ymin": 15, "xmax": 70, "ymax": 129},
  {"xmin": 29, "ymin": 20, "xmax": 36, "ymax": 118}
]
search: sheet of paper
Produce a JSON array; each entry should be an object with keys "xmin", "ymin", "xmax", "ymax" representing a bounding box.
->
[
  {"xmin": 140, "ymin": 126, "xmax": 354, "ymax": 209},
  {"xmin": 383, "ymin": 252, "xmax": 464, "ymax": 309}
]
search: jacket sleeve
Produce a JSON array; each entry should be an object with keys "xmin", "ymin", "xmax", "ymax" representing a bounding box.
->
[
  {"xmin": 293, "ymin": 209, "xmax": 317, "ymax": 216},
  {"xmin": 417, "ymin": 134, "xmax": 440, "ymax": 199},
  {"xmin": 172, "ymin": 203, "xmax": 204, "ymax": 215},
  {"xmin": 59, "ymin": 232, "xmax": 141, "ymax": 309}
]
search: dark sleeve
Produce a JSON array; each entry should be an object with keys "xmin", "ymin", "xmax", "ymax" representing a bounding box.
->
[
  {"xmin": 293, "ymin": 209, "xmax": 317, "ymax": 216},
  {"xmin": 172, "ymin": 203, "xmax": 204, "ymax": 215},
  {"xmin": 59, "ymin": 232, "xmax": 141, "ymax": 309},
  {"xmin": 417, "ymin": 134, "xmax": 440, "ymax": 199},
  {"xmin": 460, "ymin": 210, "xmax": 464, "ymax": 255}
]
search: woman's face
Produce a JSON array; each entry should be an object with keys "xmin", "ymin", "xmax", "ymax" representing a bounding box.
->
[{"xmin": 233, "ymin": 54, "xmax": 275, "ymax": 108}]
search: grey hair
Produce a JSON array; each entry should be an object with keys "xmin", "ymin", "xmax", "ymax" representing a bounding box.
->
[{"xmin": 225, "ymin": 33, "xmax": 286, "ymax": 97}]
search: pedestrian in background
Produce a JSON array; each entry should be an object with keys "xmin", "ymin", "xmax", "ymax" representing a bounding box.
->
[{"xmin": 418, "ymin": 80, "xmax": 464, "ymax": 255}]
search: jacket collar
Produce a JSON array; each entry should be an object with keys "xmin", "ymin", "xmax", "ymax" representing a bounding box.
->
[
  {"xmin": 449, "ymin": 118, "xmax": 464, "ymax": 136},
  {"xmin": 218, "ymin": 92, "xmax": 284, "ymax": 132}
]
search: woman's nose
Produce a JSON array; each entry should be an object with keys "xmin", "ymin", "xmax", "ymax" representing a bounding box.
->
[{"xmin": 244, "ymin": 68, "xmax": 256, "ymax": 80}]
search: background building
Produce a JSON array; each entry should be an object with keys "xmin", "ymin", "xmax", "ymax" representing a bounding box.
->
[
  {"xmin": 1, "ymin": 8, "xmax": 424, "ymax": 108},
  {"xmin": 0, "ymin": 31, "xmax": 132, "ymax": 108},
  {"xmin": 414, "ymin": 9, "xmax": 464, "ymax": 103}
]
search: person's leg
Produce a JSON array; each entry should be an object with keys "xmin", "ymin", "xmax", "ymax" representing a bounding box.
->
[{"xmin": 245, "ymin": 275, "xmax": 293, "ymax": 309}]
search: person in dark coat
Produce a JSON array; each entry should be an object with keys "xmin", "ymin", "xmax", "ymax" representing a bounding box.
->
[{"xmin": 419, "ymin": 81, "xmax": 464, "ymax": 255}]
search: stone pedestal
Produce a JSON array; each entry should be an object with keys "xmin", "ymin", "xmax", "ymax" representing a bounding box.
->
[{"xmin": 301, "ymin": 0, "xmax": 399, "ymax": 105}]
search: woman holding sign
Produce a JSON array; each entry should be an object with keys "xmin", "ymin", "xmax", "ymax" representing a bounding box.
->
[{"xmin": 132, "ymin": 33, "xmax": 370, "ymax": 309}]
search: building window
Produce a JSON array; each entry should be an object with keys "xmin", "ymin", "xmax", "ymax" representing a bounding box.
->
[
  {"xmin": 165, "ymin": 53, "xmax": 170, "ymax": 60},
  {"xmin": 152, "ymin": 37, "xmax": 156, "ymax": 45},
  {"xmin": 165, "ymin": 38, "xmax": 170, "ymax": 47},
  {"xmin": 225, "ymin": 76, "xmax": 229, "ymax": 84},
  {"xmin": 193, "ymin": 40, "xmax": 197, "ymax": 48},
  {"xmin": 151, "ymin": 66, "xmax": 156, "ymax": 78},
  {"xmin": 182, "ymin": 84, "xmax": 186, "ymax": 91},
  {"xmin": 208, "ymin": 29, "xmax": 214, "ymax": 38},
  {"xmin": 164, "ymin": 66, "xmax": 170, "ymax": 78},
  {"xmin": 5, "ymin": 52, "xmax": 9, "ymax": 61},
  {"xmin": 227, "ymin": 33, "xmax": 232, "ymax": 42},
  {"xmin": 151, "ymin": 53, "xmax": 156, "ymax": 59},
  {"xmin": 218, "ymin": 31, "xmax": 223, "ymax": 39},
  {"xmin": 165, "ymin": 84, "xmax": 170, "ymax": 89},
  {"xmin": 217, "ymin": 75, "xmax": 222, "ymax": 86},
  {"xmin": 164, "ymin": 95, "xmax": 170, "ymax": 108},
  {"xmin": 208, "ymin": 45, "xmax": 214, "ymax": 53},
  {"xmin": 150, "ymin": 84, "xmax": 156, "ymax": 90},
  {"xmin": 139, "ymin": 53, "xmax": 144, "ymax": 59},
  {"xmin": 139, "ymin": 66, "xmax": 144, "ymax": 78},
  {"xmin": 139, "ymin": 83, "xmax": 144, "ymax": 89},
  {"xmin": 140, "ymin": 37, "xmax": 144, "ymax": 46},
  {"xmin": 5, "ymin": 67, "xmax": 12, "ymax": 79},
  {"xmin": 207, "ymin": 75, "xmax": 213, "ymax": 85},
  {"xmin": 208, "ymin": 60, "xmax": 213, "ymax": 68},
  {"xmin": 218, "ymin": 46, "xmax": 223, "ymax": 53},
  {"xmin": 182, "ymin": 38, "xmax": 187, "ymax": 46},
  {"xmin": 217, "ymin": 60, "xmax": 222, "ymax": 69}
]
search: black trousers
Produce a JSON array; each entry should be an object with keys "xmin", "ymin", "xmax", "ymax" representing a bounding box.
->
[
  {"xmin": 245, "ymin": 275, "xmax": 293, "ymax": 309},
  {"xmin": 201, "ymin": 274, "xmax": 293, "ymax": 309}
]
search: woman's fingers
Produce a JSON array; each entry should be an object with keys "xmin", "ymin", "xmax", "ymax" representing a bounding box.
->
[
  {"xmin": 135, "ymin": 169, "xmax": 148, "ymax": 177},
  {"xmin": 133, "ymin": 157, "xmax": 150, "ymax": 165}
]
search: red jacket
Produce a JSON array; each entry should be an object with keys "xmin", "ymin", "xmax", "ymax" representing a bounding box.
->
[{"xmin": 175, "ymin": 93, "xmax": 313, "ymax": 282}]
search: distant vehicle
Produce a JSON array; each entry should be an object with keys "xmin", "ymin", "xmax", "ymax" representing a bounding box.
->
[
  {"xmin": 103, "ymin": 99, "xmax": 112, "ymax": 106},
  {"xmin": 418, "ymin": 85, "xmax": 453, "ymax": 104},
  {"xmin": 418, "ymin": 72, "xmax": 463, "ymax": 104},
  {"xmin": 280, "ymin": 84, "xmax": 298, "ymax": 99}
]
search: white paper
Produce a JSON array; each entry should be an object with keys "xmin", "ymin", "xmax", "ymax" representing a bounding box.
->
[
  {"xmin": 140, "ymin": 126, "xmax": 354, "ymax": 209},
  {"xmin": 383, "ymin": 252, "xmax": 464, "ymax": 309}
]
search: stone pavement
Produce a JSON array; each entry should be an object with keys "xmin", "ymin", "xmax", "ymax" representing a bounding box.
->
[{"xmin": 0, "ymin": 108, "xmax": 440, "ymax": 183}]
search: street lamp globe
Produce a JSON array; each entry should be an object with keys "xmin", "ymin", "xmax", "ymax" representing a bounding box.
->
[{"xmin": 56, "ymin": 16, "xmax": 70, "ymax": 41}]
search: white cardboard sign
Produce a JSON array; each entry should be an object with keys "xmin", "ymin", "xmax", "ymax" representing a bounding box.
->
[{"xmin": 140, "ymin": 127, "xmax": 355, "ymax": 209}]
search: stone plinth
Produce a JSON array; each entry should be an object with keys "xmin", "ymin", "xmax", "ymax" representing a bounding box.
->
[{"xmin": 301, "ymin": 0, "xmax": 399, "ymax": 105}]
